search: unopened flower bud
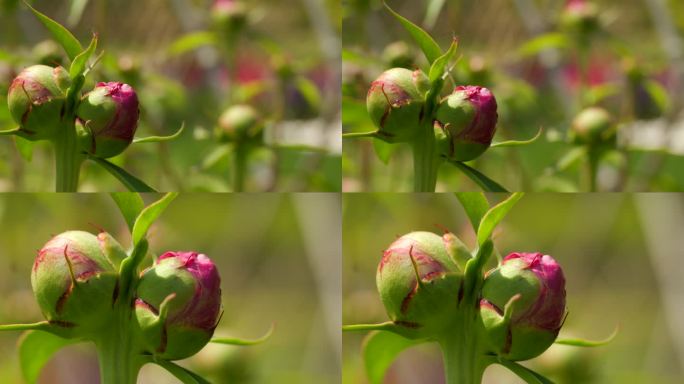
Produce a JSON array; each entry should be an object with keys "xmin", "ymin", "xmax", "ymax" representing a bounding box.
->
[
  {"xmin": 216, "ymin": 104, "xmax": 263, "ymax": 144},
  {"xmin": 435, "ymin": 85, "xmax": 498, "ymax": 161},
  {"xmin": 211, "ymin": 0, "xmax": 248, "ymax": 40},
  {"xmin": 570, "ymin": 107, "xmax": 615, "ymax": 146},
  {"xmin": 31, "ymin": 231, "xmax": 121, "ymax": 335},
  {"xmin": 479, "ymin": 252, "xmax": 566, "ymax": 361},
  {"xmin": 32, "ymin": 40, "xmax": 65, "ymax": 67},
  {"xmin": 135, "ymin": 251, "xmax": 222, "ymax": 360},
  {"xmin": 366, "ymin": 68, "xmax": 429, "ymax": 143},
  {"xmin": 559, "ymin": 0, "xmax": 600, "ymax": 37},
  {"xmin": 381, "ymin": 41, "xmax": 414, "ymax": 69},
  {"xmin": 7, "ymin": 65, "xmax": 70, "ymax": 140},
  {"xmin": 76, "ymin": 82, "xmax": 140, "ymax": 158},
  {"xmin": 377, "ymin": 231, "xmax": 463, "ymax": 335}
]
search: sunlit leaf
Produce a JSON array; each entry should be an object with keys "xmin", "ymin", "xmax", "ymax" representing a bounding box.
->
[
  {"xmin": 491, "ymin": 128, "xmax": 542, "ymax": 148},
  {"xmin": 477, "ymin": 193, "xmax": 523, "ymax": 245},
  {"xmin": 363, "ymin": 331, "xmax": 426, "ymax": 384},
  {"xmin": 133, "ymin": 123, "xmax": 185, "ymax": 144},
  {"xmin": 88, "ymin": 155, "xmax": 157, "ymax": 192},
  {"xmin": 454, "ymin": 193, "xmax": 489, "ymax": 232},
  {"xmin": 384, "ymin": 1, "xmax": 442, "ymax": 64},
  {"xmin": 497, "ymin": 358, "xmax": 555, "ymax": 384},
  {"xmin": 25, "ymin": 1, "xmax": 83, "ymax": 61},
  {"xmin": 450, "ymin": 161, "xmax": 509, "ymax": 192},
  {"xmin": 110, "ymin": 193, "xmax": 145, "ymax": 233},
  {"xmin": 19, "ymin": 331, "xmax": 80, "ymax": 384},
  {"xmin": 131, "ymin": 192, "xmax": 178, "ymax": 246}
]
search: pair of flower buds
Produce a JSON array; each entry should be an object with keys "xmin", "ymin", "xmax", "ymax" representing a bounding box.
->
[
  {"xmin": 7, "ymin": 65, "xmax": 139, "ymax": 158},
  {"xmin": 377, "ymin": 231, "xmax": 566, "ymax": 361},
  {"xmin": 367, "ymin": 67, "xmax": 498, "ymax": 162},
  {"xmin": 31, "ymin": 231, "xmax": 222, "ymax": 359}
]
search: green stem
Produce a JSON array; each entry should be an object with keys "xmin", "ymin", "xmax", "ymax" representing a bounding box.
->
[
  {"xmin": 587, "ymin": 146, "xmax": 600, "ymax": 192},
  {"xmin": 95, "ymin": 305, "xmax": 144, "ymax": 384},
  {"xmin": 232, "ymin": 144, "xmax": 250, "ymax": 192},
  {"xmin": 412, "ymin": 120, "xmax": 441, "ymax": 192},
  {"xmin": 439, "ymin": 315, "xmax": 487, "ymax": 384},
  {"xmin": 54, "ymin": 119, "xmax": 84, "ymax": 192}
]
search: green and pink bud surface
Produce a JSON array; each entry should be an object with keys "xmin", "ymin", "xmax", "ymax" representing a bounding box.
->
[
  {"xmin": 366, "ymin": 68, "xmax": 429, "ymax": 143},
  {"xmin": 376, "ymin": 231, "xmax": 465, "ymax": 336},
  {"xmin": 135, "ymin": 251, "xmax": 222, "ymax": 360},
  {"xmin": 76, "ymin": 82, "xmax": 140, "ymax": 158},
  {"xmin": 479, "ymin": 252, "xmax": 566, "ymax": 361},
  {"xmin": 31, "ymin": 231, "xmax": 123, "ymax": 336},
  {"xmin": 435, "ymin": 85, "xmax": 498, "ymax": 161},
  {"xmin": 7, "ymin": 64, "xmax": 71, "ymax": 140}
]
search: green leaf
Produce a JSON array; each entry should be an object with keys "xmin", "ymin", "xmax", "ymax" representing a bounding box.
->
[
  {"xmin": 342, "ymin": 131, "xmax": 379, "ymax": 139},
  {"xmin": 497, "ymin": 358, "xmax": 555, "ymax": 384},
  {"xmin": 450, "ymin": 161, "xmax": 509, "ymax": 192},
  {"xmin": 491, "ymin": 128, "xmax": 543, "ymax": 148},
  {"xmin": 14, "ymin": 136, "xmax": 34, "ymax": 162},
  {"xmin": 153, "ymin": 360, "xmax": 211, "ymax": 384},
  {"xmin": 383, "ymin": 1, "xmax": 442, "ymax": 64},
  {"xmin": 66, "ymin": 0, "xmax": 89, "ymax": 27},
  {"xmin": 19, "ymin": 330, "xmax": 80, "ymax": 384},
  {"xmin": 517, "ymin": 32, "xmax": 568, "ymax": 58},
  {"xmin": 167, "ymin": 31, "xmax": 217, "ymax": 57},
  {"xmin": 24, "ymin": 1, "xmax": 83, "ymax": 61},
  {"xmin": 555, "ymin": 326, "xmax": 618, "ymax": 347},
  {"xmin": 211, "ymin": 323, "xmax": 274, "ymax": 346},
  {"xmin": 110, "ymin": 193, "xmax": 145, "ymax": 233},
  {"xmin": 133, "ymin": 123, "xmax": 185, "ymax": 144},
  {"xmin": 454, "ymin": 192, "xmax": 489, "ymax": 232},
  {"xmin": 131, "ymin": 192, "xmax": 178, "ymax": 246},
  {"xmin": 428, "ymin": 38, "xmax": 458, "ymax": 83},
  {"xmin": 363, "ymin": 331, "xmax": 425, "ymax": 384},
  {"xmin": 294, "ymin": 77, "xmax": 322, "ymax": 111},
  {"xmin": 201, "ymin": 145, "xmax": 231, "ymax": 170},
  {"xmin": 69, "ymin": 34, "xmax": 97, "ymax": 80},
  {"xmin": 0, "ymin": 126, "xmax": 21, "ymax": 136},
  {"xmin": 423, "ymin": 0, "xmax": 446, "ymax": 29},
  {"xmin": 88, "ymin": 155, "xmax": 157, "ymax": 192},
  {"xmin": 477, "ymin": 193, "xmax": 523, "ymax": 245},
  {"xmin": 373, "ymin": 138, "xmax": 397, "ymax": 164},
  {"xmin": 644, "ymin": 79, "xmax": 670, "ymax": 114},
  {"xmin": 554, "ymin": 147, "xmax": 586, "ymax": 172}
]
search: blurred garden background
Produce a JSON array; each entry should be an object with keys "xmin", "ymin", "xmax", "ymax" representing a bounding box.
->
[
  {"xmin": 342, "ymin": 0, "xmax": 684, "ymax": 191},
  {"xmin": 0, "ymin": 193, "xmax": 341, "ymax": 383},
  {"xmin": 0, "ymin": 0, "xmax": 341, "ymax": 191},
  {"xmin": 343, "ymin": 193, "xmax": 684, "ymax": 383}
]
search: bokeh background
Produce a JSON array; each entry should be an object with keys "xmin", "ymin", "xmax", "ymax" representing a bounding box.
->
[
  {"xmin": 342, "ymin": 0, "xmax": 684, "ymax": 191},
  {"xmin": 343, "ymin": 193, "xmax": 684, "ymax": 383},
  {"xmin": 0, "ymin": 193, "xmax": 341, "ymax": 383},
  {"xmin": 0, "ymin": 0, "xmax": 341, "ymax": 191}
]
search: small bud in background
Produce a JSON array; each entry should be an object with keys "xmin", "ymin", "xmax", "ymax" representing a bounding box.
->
[
  {"xmin": 366, "ymin": 68, "xmax": 428, "ymax": 143},
  {"xmin": 76, "ymin": 82, "xmax": 140, "ymax": 158},
  {"xmin": 31, "ymin": 231, "xmax": 120, "ymax": 335},
  {"xmin": 216, "ymin": 104, "xmax": 263, "ymax": 144},
  {"xmin": 32, "ymin": 40, "xmax": 65, "ymax": 67},
  {"xmin": 479, "ymin": 252, "xmax": 566, "ymax": 361},
  {"xmin": 559, "ymin": 0, "xmax": 600, "ymax": 38},
  {"xmin": 135, "ymin": 251, "xmax": 222, "ymax": 360},
  {"xmin": 7, "ymin": 65, "xmax": 71, "ymax": 140},
  {"xmin": 376, "ymin": 231, "xmax": 463, "ymax": 335},
  {"xmin": 211, "ymin": 0, "xmax": 248, "ymax": 41},
  {"xmin": 435, "ymin": 85, "xmax": 498, "ymax": 161},
  {"xmin": 570, "ymin": 107, "xmax": 615, "ymax": 146},
  {"xmin": 381, "ymin": 41, "xmax": 415, "ymax": 69}
]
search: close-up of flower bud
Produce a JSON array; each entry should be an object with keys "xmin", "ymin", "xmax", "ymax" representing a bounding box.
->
[
  {"xmin": 435, "ymin": 85, "xmax": 498, "ymax": 161},
  {"xmin": 31, "ymin": 231, "xmax": 121, "ymax": 335},
  {"xmin": 215, "ymin": 104, "xmax": 263, "ymax": 143},
  {"xmin": 7, "ymin": 64, "xmax": 71, "ymax": 140},
  {"xmin": 134, "ymin": 251, "xmax": 222, "ymax": 360},
  {"xmin": 570, "ymin": 106, "xmax": 615, "ymax": 146},
  {"xmin": 376, "ymin": 231, "xmax": 463, "ymax": 336},
  {"xmin": 211, "ymin": 0, "xmax": 248, "ymax": 40},
  {"xmin": 479, "ymin": 252, "xmax": 566, "ymax": 361},
  {"xmin": 75, "ymin": 82, "xmax": 140, "ymax": 158},
  {"xmin": 366, "ymin": 68, "xmax": 429, "ymax": 143}
]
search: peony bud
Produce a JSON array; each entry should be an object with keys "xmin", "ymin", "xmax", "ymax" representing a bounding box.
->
[
  {"xmin": 134, "ymin": 251, "xmax": 222, "ymax": 360},
  {"xmin": 381, "ymin": 41, "xmax": 414, "ymax": 69},
  {"xmin": 435, "ymin": 85, "xmax": 498, "ymax": 161},
  {"xmin": 366, "ymin": 68, "xmax": 429, "ymax": 143},
  {"xmin": 376, "ymin": 232, "xmax": 463, "ymax": 335},
  {"xmin": 211, "ymin": 0, "xmax": 248, "ymax": 40},
  {"xmin": 559, "ymin": 0, "xmax": 600, "ymax": 37},
  {"xmin": 31, "ymin": 231, "xmax": 121, "ymax": 335},
  {"xmin": 76, "ymin": 82, "xmax": 140, "ymax": 158},
  {"xmin": 479, "ymin": 252, "xmax": 566, "ymax": 361},
  {"xmin": 216, "ymin": 104, "xmax": 263, "ymax": 144},
  {"xmin": 570, "ymin": 107, "xmax": 615, "ymax": 146},
  {"xmin": 7, "ymin": 65, "xmax": 71, "ymax": 140}
]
